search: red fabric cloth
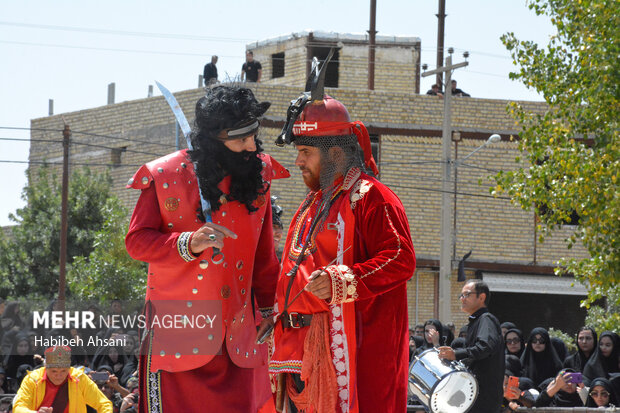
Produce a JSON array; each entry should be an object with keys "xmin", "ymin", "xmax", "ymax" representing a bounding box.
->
[
  {"xmin": 38, "ymin": 377, "xmax": 69, "ymax": 413},
  {"xmin": 139, "ymin": 344, "xmax": 270, "ymax": 413},
  {"xmin": 127, "ymin": 150, "xmax": 284, "ymax": 411},
  {"xmin": 271, "ymin": 169, "xmax": 416, "ymax": 413}
]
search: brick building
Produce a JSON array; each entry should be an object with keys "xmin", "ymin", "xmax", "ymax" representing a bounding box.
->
[{"xmin": 28, "ymin": 32, "xmax": 588, "ymax": 335}]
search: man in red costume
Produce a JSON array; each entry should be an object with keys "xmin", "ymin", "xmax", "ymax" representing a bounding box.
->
[
  {"xmin": 126, "ymin": 85, "xmax": 288, "ymax": 412},
  {"xmin": 264, "ymin": 56, "xmax": 416, "ymax": 413}
]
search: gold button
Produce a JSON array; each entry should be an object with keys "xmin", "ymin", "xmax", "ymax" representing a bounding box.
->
[
  {"xmin": 199, "ymin": 260, "xmax": 209, "ymax": 269},
  {"xmin": 241, "ymin": 288, "xmax": 246, "ymax": 295},
  {"xmin": 167, "ymin": 223, "xmax": 173, "ymax": 228},
  {"xmin": 160, "ymin": 351, "xmax": 165, "ymax": 356},
  {"xmin": 127, "ymin": 178, "xmax": 134, "ymax": 185},
  {"xmin": 236, "ymin": 261, "xmax": 244, "ymax": 270},
  {"xmin": 175, "ymin": 353, "xmax": 181, "ymax": 359},
  {"xmin": 221, "ymin": 285, "xmax": 231, "ymax": 298},
  {"xmin": 208, "ymin": 334, "xmax": 214, "ymax": 341},
  {"xmin": 157, "ymin": 167, "xmax": 164, "ymax": 173},
  {"xmin": 193, "ymin": 348, "xmax": 199, "ymax": 354},
  {"xmin": 181, "ymin": 163, "xmax": 187, "ymax": 168},
  {"xmin": 163, "ymin": 183, "xmax": 169, "ymax": 189},
  {"xmin": 192, "ymin": 288, "xmax": 198, "ymax": 294},
  {"xmin": 239, "ymin": 275, "xmax": 244, "ymax": 281},
  {"xmin": 245, "ymin": 352, "xmax": 249, "ymax": 358},
  {"xmin": 141, "ymin": 177, "xmax": 149, "ymax": 185},
  {"xmin": 187, "ymin": 301, "xmax": 192, "ymax": 307},
  {"xmin": 197, "ymin": 274, "xmax": 203, "ymax": 280}
]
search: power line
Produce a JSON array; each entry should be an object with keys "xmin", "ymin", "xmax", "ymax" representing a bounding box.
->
[
  {"xmin": 0, "ymin": 159, "xmax": 143, "ymax": 167},
  {"xmin": 0, "ymin": 21, "xmax": 255, "ymax": 43},
  {"xmin": 0, "ymin": 126, "xmax": 178, "ymax": 149},
  {"xmin": 0, "ymin": 39, "xmax": 213, "ymax": 58},
  {"xmin": 0, "ymin": 158, "xmax": 510, "ymax": 200},
  {"xmin": 0, "ymin": 137, "xmax": 167, "ymax": 157}
]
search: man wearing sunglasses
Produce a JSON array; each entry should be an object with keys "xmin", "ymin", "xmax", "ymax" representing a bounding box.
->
[{"xmin": 438, "ymin": 280, "xmax": 504, "ymax": 413}]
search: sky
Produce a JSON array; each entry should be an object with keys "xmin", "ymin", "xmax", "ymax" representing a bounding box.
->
[{"xmin": 0, "ymin": 0, "xmax": 555, "ymax": 227}]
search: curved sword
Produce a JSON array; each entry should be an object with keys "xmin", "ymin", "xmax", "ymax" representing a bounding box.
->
[{"xmin": 155, "ymin": 81, "xmax": 224, "ymax": 264}]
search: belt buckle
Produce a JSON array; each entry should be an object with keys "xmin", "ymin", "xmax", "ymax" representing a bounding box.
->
[{"xmin": 288, "ymin": 312, "xmax": 302, "ymax": 328}]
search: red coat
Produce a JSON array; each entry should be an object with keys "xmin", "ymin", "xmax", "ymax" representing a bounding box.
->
[
  {"xmin": 126, "ymin": 149, "xmax": 289, "ymax": 373},
  {"xmin": 270, "ymin": 168, "xmax": 416, "ymax": 413}
]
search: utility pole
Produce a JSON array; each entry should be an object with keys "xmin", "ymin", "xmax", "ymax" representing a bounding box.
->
[
  {"xmin": 58, "ymin": 122, "xmax": 71, "ymax": 311},
  {"xmin": 421, "ymin": 53, "xmax": 468, "ymax": 322},
  {"xmin": 436, "ymin": 0, "xmax": 446, "ymax": 88},
  {"xmin": 368, "ymin": 0, "xmax": 377, "ymax": 90}
]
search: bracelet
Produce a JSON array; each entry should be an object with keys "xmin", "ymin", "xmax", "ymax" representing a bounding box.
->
[{"xmin": 177, "ymin": 232, "xmax": 197, "ymax": 262}]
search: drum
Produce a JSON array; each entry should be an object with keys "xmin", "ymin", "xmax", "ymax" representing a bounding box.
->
[{"xmin": 408, "ymin": 348, "xmax": 478, "ymax": 413}]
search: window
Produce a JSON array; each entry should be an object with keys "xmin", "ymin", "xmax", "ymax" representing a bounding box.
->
[
  {"xmin": 272, "ymin": 52, "xmax": 285, "ymax": 78},
  {"xmin": 111, "ymin": 146, "xmax": 127, "ymax": 166}
]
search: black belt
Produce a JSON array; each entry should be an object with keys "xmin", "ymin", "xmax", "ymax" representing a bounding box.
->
[{"xmin": 281, "ymin": 312, "xmax": 313, "ymax": 329}]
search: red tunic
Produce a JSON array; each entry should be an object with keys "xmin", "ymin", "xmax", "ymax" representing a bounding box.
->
[
  {"xmin": 270, "ymin": 168, "xmax": 416, "ymax": 413},
  {"xmin": 126, "ymin": 149, "xmax": 289, "ymax": 412}
]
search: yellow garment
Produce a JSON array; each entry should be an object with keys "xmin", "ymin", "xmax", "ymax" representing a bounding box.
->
[{"xmin": 13, "ymin": 366, "xmax": 112, "ymax": 413}]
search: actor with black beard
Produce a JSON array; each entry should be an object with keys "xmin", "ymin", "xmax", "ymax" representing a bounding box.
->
[
  {"xmin": 188, "ymin": 86, "xmax": 270, "ymax": 214},
  {"xmin": 126, "ymin": 85, "xmax": 288, "ymax": 412}
]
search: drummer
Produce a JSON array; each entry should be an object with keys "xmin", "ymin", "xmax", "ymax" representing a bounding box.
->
[{"xmin": 438, "ymin": 280, "xmax": 505, "ymax": 413}]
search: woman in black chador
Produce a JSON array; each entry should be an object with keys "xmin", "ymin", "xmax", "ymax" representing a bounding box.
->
[
  {"xmin": 583, "ymin": 331, "xmax": 620, "ymax": 384},
  {"xmin": 520, "ymin": 327, "xmax": 563, "ymax": 387}
]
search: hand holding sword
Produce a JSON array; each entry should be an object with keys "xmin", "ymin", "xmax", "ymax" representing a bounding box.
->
[
  {"xmin": 155, "ymin": 81, "xmax": 225, "ymax": 264},
  {"xmin": 256, "ymin": 246, "xmax": 351, "ymax": 344}
]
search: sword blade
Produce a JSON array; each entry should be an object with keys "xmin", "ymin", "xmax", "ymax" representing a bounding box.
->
[
  {"xmin": 155, "ymin": 81, "xmax": 192, "ymax": 143},
  {"xmin": 155, "ymin": 81, "xmax": 223, "ymax": 262}
]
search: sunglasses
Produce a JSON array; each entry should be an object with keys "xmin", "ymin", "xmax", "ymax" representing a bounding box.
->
[
  {"xmin": 505, "ymin": 338, "xmax": 521, "ymax": 345},
  {"xmin": 531, "ymin": 338, "xmax": 546, "ymax": 344},
  {"xmin": 590, "ymin": 391, "xmax": 610, "ymax": 398}
]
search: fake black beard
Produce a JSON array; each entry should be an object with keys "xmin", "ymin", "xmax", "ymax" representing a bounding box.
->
[{"xmin": 188, "ymin": 137, "xmax": 266, "ymax": 216}]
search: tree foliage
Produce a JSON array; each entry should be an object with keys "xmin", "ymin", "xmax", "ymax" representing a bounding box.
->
[
  {"xmin": 68, "ymin": 197, "xmax": 146, "ymax": 302},
  {"xmin": 495, "ymin": 0, "xmax": 619, "ymax": 321},
  {"xmin": 0, "ymin": 165, "xmax": 112, "ymax": 298}
]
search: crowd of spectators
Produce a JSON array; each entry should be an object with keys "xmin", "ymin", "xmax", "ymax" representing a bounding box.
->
[
  {"xmin": 0, "ymin": 298, "xmax": 140, "ymax": 412},
  {"xmin": 408, "ymin": 318, "xmax": 619, "ymax": 410}
]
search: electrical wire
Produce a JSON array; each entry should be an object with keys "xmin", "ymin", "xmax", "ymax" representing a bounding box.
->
[
  {"xmin": 0, "ymin": 126, "xmax": 178, "ymax": 149},
  {"xmin": 0, "ymin": 137, "xmax": 168, "ymax": 157},
  {"xmin": 0, "ymin": 21, "xmax": 256, "ymax": 43},
  {"xmin": 0, "ymin": 159, "xmax": 144, "ymax": 167}
]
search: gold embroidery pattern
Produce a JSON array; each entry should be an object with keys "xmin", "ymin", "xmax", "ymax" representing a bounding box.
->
[
  {"xmin": 326, "ymin": 264, "xmax": 358, "ymax": 304},
  {"xmin": 360, "ymin": 205, "xmax": 401, "ymax": 279}
]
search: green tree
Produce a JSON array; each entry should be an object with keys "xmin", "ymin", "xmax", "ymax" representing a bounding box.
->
[
  {"xmin": 68, "ymin": 197, "xmax": 146, "ymax": 302},
  {"xmin": 0, "ymin": 165, "xmax": 113, "ymax": 298},
  {"xmin": 495, "ymin": 0, "xmax": 619, "ymax": 326}
]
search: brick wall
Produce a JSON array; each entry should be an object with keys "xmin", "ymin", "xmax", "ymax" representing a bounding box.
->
[
  {"xmin": 251, "ymin": 34, "xmax": 420, "ymax": 94},
  {"xmin": 29, "ymin": 83, "xmax": 588, "ymax": 328}
]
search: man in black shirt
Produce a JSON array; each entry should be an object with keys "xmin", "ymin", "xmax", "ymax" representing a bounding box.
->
[
  {"xmin": 426, "ymin": 83, "xmax": 443, "ymax": 97},
  {"xmin": 203, "ymin": 55, "xmax": 218, "ymax": 86},
  {"xmin": 438, "ymin": 280, "xmax": 504, "ymax": 413},
  {"xmin": 451, "ymin": 79, "xmax": 471, "ymax": 97},
  {"xmin": 241, "ymin": 51, "xmax": 262, "ymax": 83}
]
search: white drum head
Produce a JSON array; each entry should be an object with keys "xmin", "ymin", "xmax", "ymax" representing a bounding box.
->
[{"xmin": 430, "ymin": 370, "xmax": 478, "ymax": 413}]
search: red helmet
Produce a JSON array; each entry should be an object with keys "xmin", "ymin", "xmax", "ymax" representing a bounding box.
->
[
  {"xmin": 276, "ymin": 51, "xmax": 379, "ymax": 176},
  {"xmin": 294, "ymin": 95, "xmax": 352, "ymax": 136}
]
